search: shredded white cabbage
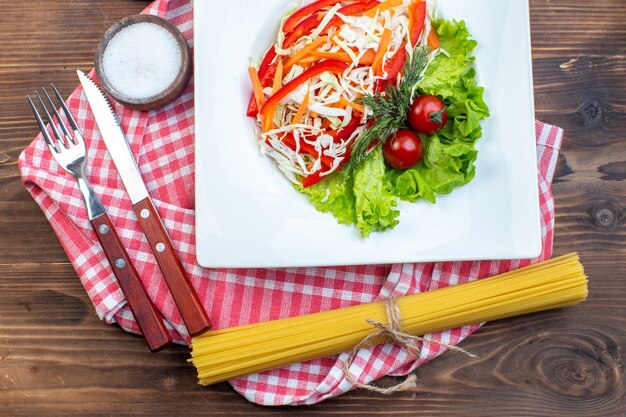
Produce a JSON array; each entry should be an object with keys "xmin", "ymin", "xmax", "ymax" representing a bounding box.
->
[
  {"xmin": 275, "ymin": 5, "xmax": 299, "ymax": 55},
  {"xmin": 252, "ymin": 0, "xmax": 435, "ymax": 182},
  {"xmin": 307, "ymin": 3, "xmax": 343, "ymax": 41}
]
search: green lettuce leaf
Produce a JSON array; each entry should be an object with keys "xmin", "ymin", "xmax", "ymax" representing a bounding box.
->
[
  {"xmin": 298, "ymin": 18, "xmax": 489, "ymax": 236},
  {"xmin": 299, "ymin": 148, "xmax": 399, "ymax": 237},
  {"xmin": 387, "ymin": 20, "xmax": 489, "ymax": 204},
  {"xmin": 443, "ymin": 68, "xmax": 490, "ymax": 144},
  {"xmin": 419, "ymin": 19, "xmax": 478, "ymax": 98},
  {"xmin": 352, "ymin": 147, "xmax": 400, "ymax": 236},
  {"xmin": 385, "ymin": 135, "xmax": 476, "ymax": 203},
  {"xmin": 298, "ymin": 172, "xmax": 356, "ymax": 225}
]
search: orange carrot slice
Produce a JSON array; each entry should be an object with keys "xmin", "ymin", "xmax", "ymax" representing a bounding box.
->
[
  {"xmin": 291, "ymin": 89, "xmax": 311, "ymax": 125},
  {"xmin": 272, "ymin": 60, "xmax": 284, "ymax": 94},
  {"xmin": 372, "ymin": 28, "xmax": 392, "ymax": 75},
  {"xmin": 284, "ymin": 36, "xmax": 329, "ymax": 73},
  {"xmin": 364, "ymin": 0, "xmax": 402, "ymax": 18},
  {"xmin": 337, "ymin": 96, "xmax": 364, "ymax": 114},
  {"xmin": 248, "ymin": 66, "xmax": 266, "ymax": 110},
  {"xmin": 262, "ymin": 110, "xmax": 275, "ymax": 132},
  {"xmin": 427, "ymin": 27, "xmax": 441, "ymax": 49},
  {"xmin": 309, "ymin": 49, "xmax": 376, "ymax": 66}
]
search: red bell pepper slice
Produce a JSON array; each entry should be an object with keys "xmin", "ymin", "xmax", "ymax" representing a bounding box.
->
[
  {"xmin": 301, "ymin": 140, "xmax": 354, "ymax": 188},
  {"xmin": 273, "ymin": 121, "xmax": 359, "ymax": 187},
  {"xmin": 284, "ymin": 0, "xmax": 380, "ymax": 49},
  {"xmin": 247, "ymin": 46, "xmax": 279, "ymax": 117},
  {"xmin": 301, "ymin": 119, "xmax": 361, "ymax": 188},
  {"xmin": 301, "ymin": 171, "xmax": 325, "ymax": 188},
  {"xmin": 381, "ymin": 0, "xmax": 426, "ymax": 82},
  {"xmin": 323, "ymin": 0, "xmax": 381, "ymax": 33},
  {"xmin": 268, "ymin": 125, "xmax": 358, "ymax": 182},
  {"xmin": 283, "ymin": 0, "xmax": 344, "ymax": 34},
  {"xmin": 284, "ymin": 13, "xmax": 324, "ymax": 48},
  {"xmin": 381, "ymin": 44, "xmax": 407, "ymax": 83},
  {"xmin": 408, "ymin": 0, "xmax": 426, "ymax": 46},
  {"xmin": 295, "ymin": 117, "xmax": 360, "ymax": 188},
  {"xmin": 341, "ymin": 0, "xmax": 381, "ymax": 16},
  {"xmin": 374, "ymin": 79, "xmax": 386, "ymax": 93},
  {"xmin": 260, "ymin": 59, "xmax": 349, "ymax": 116},
  {"xmin": 279, "ymin": 134, "xmax": 335, "ymax": 168},
  {"xmin": 247, "ymin": 96, "xmax": 259, "ymax": 117},
  {"xmin": 327, "ymin": 117, "xmax": 360, "ymax": 141}
]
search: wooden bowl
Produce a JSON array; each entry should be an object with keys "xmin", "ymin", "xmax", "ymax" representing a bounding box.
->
[{"xmin": 94, "ymin": 14, "xmax": 192, "ymax": 111}]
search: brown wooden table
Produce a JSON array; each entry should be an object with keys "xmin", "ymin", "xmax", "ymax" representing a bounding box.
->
[{"xmin": 1, "ymin": 1, "xmax": 624, "ymax": 415}]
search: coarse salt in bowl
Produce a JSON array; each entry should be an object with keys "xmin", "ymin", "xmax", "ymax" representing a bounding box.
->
[{"xmin": 94, "ymin": 15, "xmax": 191, "ymax": 111}]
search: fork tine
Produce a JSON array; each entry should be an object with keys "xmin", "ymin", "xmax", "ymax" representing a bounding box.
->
[
  {"xmin": 51, "ymin": 84, "xmax": 80, "ymax": 132},
  {"xmin": 42, "ymin": 87, "xmax": 75, "ymax": 144},
  {"xmin": 35, "ymin": 91, "xmax": 67, "ymax": 150},
  {"xmin": 27, "ymin": 95, "xmax": 57, "ymax": 152}
]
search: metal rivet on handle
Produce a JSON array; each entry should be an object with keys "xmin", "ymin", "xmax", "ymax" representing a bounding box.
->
[
  {"xmin": 140, "ymin": 209, "xmax": 150, "ymax": 219},
  {"xmin": 99, "ymin": 224, "xmax": 110, "ymax": 234},
  {"xmin": 156, "ymin": 242, "xmax": 166, "ymax": 253},
  {"xmin": 115, "ymin": 258, "xmax": 126, "ymax": 269}
]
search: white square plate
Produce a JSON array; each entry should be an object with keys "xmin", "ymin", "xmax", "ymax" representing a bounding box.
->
[{"xmin": 194, "ymin": 0, "xmax": 540, "ymax": 268}]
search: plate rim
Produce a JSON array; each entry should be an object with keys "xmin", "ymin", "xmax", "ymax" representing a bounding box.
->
[{"xmin": 193, "ymin": 0, "xmax": 542, "ymax": 269}]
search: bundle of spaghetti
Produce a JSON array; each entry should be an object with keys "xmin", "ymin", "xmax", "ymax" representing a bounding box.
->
[{"xmin": 190, "ymin": 253, "xmax": 588, "ymax": 385}]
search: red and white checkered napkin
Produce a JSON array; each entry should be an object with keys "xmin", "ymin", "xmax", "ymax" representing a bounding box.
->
[{"xmin": 18, "ymin": 0, "xmax": 563, "ymax": 406}]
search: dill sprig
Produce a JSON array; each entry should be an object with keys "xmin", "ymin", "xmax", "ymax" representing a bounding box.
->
[{"xmin": 343, "ymin": 46, "xmax": 430, "ymax": 175}]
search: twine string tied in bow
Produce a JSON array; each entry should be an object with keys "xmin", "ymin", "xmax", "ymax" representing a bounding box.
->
[{"xmin": 343, "ymin": 297, "xmax": 477, "ymax": 394}]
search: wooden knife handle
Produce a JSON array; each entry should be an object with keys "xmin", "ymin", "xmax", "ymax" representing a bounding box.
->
[
  {"xmin": 91, "ymin": 213, "xmax": 172, "ymax": 352},
  {"xmin": 132, "ymin": 198, "xmax": 211, "ymax": 336}
]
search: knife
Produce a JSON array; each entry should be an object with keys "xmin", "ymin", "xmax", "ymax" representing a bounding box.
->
[{"xmin": 78, "ymin": 70, "xmax": 211, "ymax": 336}]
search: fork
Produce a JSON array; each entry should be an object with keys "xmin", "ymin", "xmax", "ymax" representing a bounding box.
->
[{"xmin": 28, "ymin": 85, "xmax": 172, "ymax": 352}]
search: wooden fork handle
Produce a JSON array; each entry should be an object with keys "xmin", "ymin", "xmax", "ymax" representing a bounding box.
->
[
  {"xmin": 91, "ymin": 213, "xmax": 172, "ymax": 352},
  {"xmin": 132, "ymin": 198, "xmax": 212, "ymax": 336}
]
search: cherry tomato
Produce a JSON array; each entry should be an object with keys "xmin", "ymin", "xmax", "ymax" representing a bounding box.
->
[
  {"xmin": 382, "ymin": 129, "xmax": 423, "ymax": 170},
  {"xmin": 408, "ymin": 95, "xmax": 448, "ymax": 134}
]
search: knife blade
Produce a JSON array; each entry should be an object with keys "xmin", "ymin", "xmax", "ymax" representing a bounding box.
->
[
  {"xmin": 78, "ymin": 70, "xmax": 211, "ymax": 336},
  {"xmin": 77, "ymin": 72, "xmax": 148, "ymax": 204}
]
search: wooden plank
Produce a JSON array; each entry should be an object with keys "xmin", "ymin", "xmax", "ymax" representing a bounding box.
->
[
  {"xmin": 0, "ymin": 0, "xmax": 153, "ymax": 264},
  {"xmin": 0, "ymin": 257, "xmax": 623, "ymax": 416},
  {"xmin": 0, "ymin": 201, "xmax": 67, "ymax": 264}
]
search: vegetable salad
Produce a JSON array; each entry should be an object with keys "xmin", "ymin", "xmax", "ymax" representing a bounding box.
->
[{"xmin": 247, "ymin": 0, "xmax": 490, "ymax": 236}]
